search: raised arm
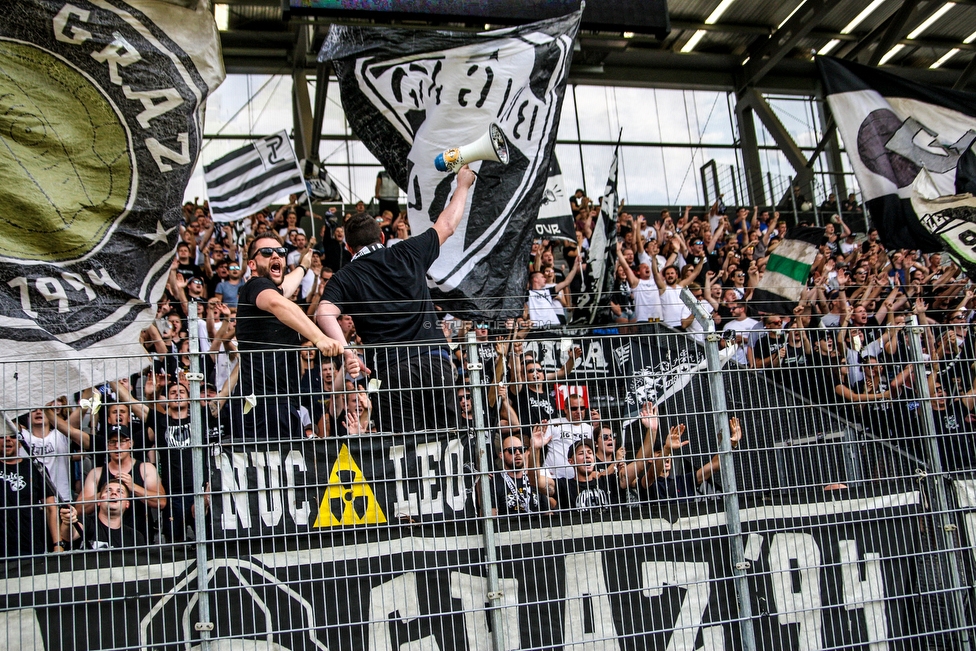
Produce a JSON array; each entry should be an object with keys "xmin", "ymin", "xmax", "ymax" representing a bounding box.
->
[{"xmin": 432, "ymin": 166, "xmax": 476, "ymax": 245}]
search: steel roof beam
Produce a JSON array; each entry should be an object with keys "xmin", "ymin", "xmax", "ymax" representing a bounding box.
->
[{"xmin": 738, "ymin": 0, "xmax": 846, "ymax": 91}]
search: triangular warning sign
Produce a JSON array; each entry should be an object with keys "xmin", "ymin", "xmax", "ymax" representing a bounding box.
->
[{"xmin": 313, "ymin": 444, "xmax": 387, "ymax": 527}]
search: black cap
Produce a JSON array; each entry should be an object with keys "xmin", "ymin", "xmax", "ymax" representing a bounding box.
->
[
  {"xmin": 567, "ymin": 439, "xmax": 594, "ymax": 460},
  {"xmin": 106, "ymin": 424, "xmax": 131, "ymax": 441}
]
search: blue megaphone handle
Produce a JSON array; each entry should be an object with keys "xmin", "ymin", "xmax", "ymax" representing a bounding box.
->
[{"xmin": 434, "ymin": 153, "xmax": 449, "ymax": 172}]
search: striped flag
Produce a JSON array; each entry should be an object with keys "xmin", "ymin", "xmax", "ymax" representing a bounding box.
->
[
  {"xmin": 751, "ymin": 226, "xmax": 824, "ymax": 315},
  {"xmin": 205, "ymin": 131, "xmax": 305, "ymax": 222}
]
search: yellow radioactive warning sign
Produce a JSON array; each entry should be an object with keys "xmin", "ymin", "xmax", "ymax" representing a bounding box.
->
[{"xmin": 313, "ymin": 444, "xmax": 387, "ymax": 527}]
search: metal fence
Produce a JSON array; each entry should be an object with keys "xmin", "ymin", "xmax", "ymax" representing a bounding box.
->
[{"xmin": 1, "ymin": 307, "xmax": 975, "ymax": 650}]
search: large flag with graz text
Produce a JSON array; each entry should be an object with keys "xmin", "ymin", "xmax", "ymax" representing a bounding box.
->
[
  {"xmin": 0, "ymin": 0, "xmax": 223, "ymax": 409},
  {"xmin": 818, "ymin": 56, "xmax": 976, "ymax": 273},
  {"xmin": 320, "ymin": 12, "xmax": 581, "ymax": 318}
]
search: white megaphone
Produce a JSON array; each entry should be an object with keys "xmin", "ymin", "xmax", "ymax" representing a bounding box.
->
[{"xmin": 434, "ymin": 123, "xmax": 510, "ymax": 172}]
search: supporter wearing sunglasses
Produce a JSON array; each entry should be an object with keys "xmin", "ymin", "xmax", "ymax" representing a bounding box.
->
[
  {"xmin": 491, "ymin": 433, "xmax": 545, "ymax": 515},
  {"xmin": 234, "ymin": 236, "xmax": 344, "ymax": 441}
]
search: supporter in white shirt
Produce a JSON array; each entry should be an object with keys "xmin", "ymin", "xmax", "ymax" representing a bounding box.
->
[
  {"xmin": 542, "ymin": 394, "xmax": 594, "ymax": 480},
  {"xmin": 525, "ymin": 258, "xmax": 580, "ymax": 328},
  {"xmin": 722, "ymin": 302, "xmax": 760, "ymax": 365}
]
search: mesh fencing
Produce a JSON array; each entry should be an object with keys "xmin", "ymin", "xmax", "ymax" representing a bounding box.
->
[{"xmin": 1, "ymin": 319, "xmax": 975, "ymax": 650}]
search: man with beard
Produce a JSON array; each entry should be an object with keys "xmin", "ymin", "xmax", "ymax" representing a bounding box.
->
[
  {"xmin": 236, "ymin": 236, "xmax": 345, "ymax": 440},
  {"xmin": 490, "ymin": 431, "xmax": 548, "ymax": 516},
  {"xmin": 316, "ymin": 166, "xmax": 475, "ymax": 434}
]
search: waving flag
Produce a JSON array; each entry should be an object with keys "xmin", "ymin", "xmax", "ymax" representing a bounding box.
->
[
  {"xmin": 0, "ymin": 0, "xmax": 223, "ymax": 410},
  {"xmin": 818, "ymin": 56, "xmax": 976, "ymax": 256},
  {"xmin": 205, "ymin": 131, "xmax": 306, "ymax": 223},
  {"xmin": 320, "ymin": 12, "xmax": 580, "ymax": 318},
  {"xmin": 751, "ymin": 226, "xmax": 824, "ymax": 315},
  {"xmin": 574, "ymin": 137, "xmax": 620, "ymax": 325}
]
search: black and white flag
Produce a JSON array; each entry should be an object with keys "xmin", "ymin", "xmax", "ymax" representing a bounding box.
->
[
  {"xmin": 574, "ymin": 136, "xmax": 621, "ymax": 325},
  {"xmin": 298, "ymin": 159, "xmax": 343, "ymax": 203},
  {"xmin": 535, "ymin": 157, "xmax": 577, "ymax": 242},
  {"xmin": 320, "ymin": 12, "xmax": 581, "ymax": 317},
  {"xmin": 0, "ymin": 0, "xmax": 223, "ymax": 410},
  {"xmin": 818, "ymin": 56, "xmax": 976, "ymax": 256},
  {"xmin": 205, "ymin": 130, "xmax": 306, "ymax": 223}
]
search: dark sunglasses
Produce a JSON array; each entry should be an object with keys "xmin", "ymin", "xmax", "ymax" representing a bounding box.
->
[
  {"xmin": 503, "ymin": 446, "xmax": 525, "ymax": 454},
  {"xmin": 255, "ymin": 247, "xmax": 287, "ymax": 258}
]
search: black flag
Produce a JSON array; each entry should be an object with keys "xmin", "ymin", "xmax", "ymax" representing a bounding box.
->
[{"xmin": 320, "ymin": 12, "xmax": 581, "ymax": 317}]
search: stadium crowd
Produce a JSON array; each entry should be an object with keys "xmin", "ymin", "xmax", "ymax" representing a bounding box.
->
[{"xmin": 4, "ymin": 185, "xmax": 976, "ymax": 557}]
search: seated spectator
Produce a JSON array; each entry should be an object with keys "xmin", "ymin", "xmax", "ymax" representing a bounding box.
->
[
  {"xmin": 60, "ymin": 480, "xmax": 146, "ymax": 550},
  {"xmin": 78, "ymin": 425, "xmax": 166, "ymax": 543},
  {"xmin": 0, "ymin": 430, "xmax": 60, "ymax": 558}
]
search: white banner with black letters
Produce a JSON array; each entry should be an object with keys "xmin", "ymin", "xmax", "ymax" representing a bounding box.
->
[{"xmin": 320, "ymin": 12, "xmax": 580, "ymax": 318}]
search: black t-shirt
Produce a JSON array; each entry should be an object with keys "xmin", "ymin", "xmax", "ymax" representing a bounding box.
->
[
  {"xmin": 237, "ymin": 277, "xmax": 303, "ymax": 398},
  {"xmin": 555, "ymin": 475, "xmax": 618, "ymax": 511},
  {"xmin": 153, "ymin": 404, "xmax": 226, "ymax": 483},
  {"xmin": 78, "ymin": 515, "xmax": 146, "ymax": 550},
  {"xmin": 512, "ymin": 386, "xmax": 558, "ymax": 428},
  {"xmin": 649, "ymin": 472, "xmax": 699, "ymax": 502},
  {"xmin": 492, "ymin": 471, "xmax": 541, "ymax": 515},
  {"xmin": 148, "ymin": 410, "xmax": 194, "ymax": 495},
  {"xmin": 321, "ymin": 230, "xmax": 447, "ymax": 349},
  {"xmin": 177, "ymin": 262, "xmax": 204, "ymax": 281},
  {"xmin": 0, "ymin": 460, "xmax": 50, "ymax": 559}
]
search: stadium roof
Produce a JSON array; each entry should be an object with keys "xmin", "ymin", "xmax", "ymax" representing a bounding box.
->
[{"xmin": 217, "ymin": 0, "xmax": 976, "ymax": 93}]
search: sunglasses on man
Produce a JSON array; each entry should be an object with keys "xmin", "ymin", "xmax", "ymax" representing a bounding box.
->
[{"xmin": 254, "ymin": 247, "xmax": 288, "ymax": 258}]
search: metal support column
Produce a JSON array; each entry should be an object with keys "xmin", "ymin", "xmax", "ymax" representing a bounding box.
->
[
  {"xmin": 292, "ymin": 69, "xmax": 313, "ymax": 162},
  {"xmin": 682, "ymin": 290, "xmax": 757, "ymax": 651},
  {"xmin": 734, "ymin": 100, "xmax": 766, "ymax": 207},
  {"xmin": 187, "ymin": 308, "xmax": 213, "ymax": 650},
  {"xmin": 466, "ymin": 332, "xmax": 507, "ymax": 651},
  {"xmin": 905, "ymin": 316, "xmax": 972, "ymax": 651}
]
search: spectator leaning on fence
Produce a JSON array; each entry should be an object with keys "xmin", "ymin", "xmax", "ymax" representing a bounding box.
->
[
  {"xmin": 60, "ymin": 480, "xmax": 146, "ymax": 550},
  {"xmin": 315, "ymin": 165, "xmax": 475, "ymax": 434},
  {"xmin": 236, "ymin": 234, "xmax": 345, "ymax": 441},
  {"xmin": 77, "ymin": 424, "xmax": 166, "ymax": 543}
]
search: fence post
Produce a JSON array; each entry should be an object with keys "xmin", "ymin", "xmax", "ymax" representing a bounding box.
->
[
  {"xmin": 681, "ymin": 291, "xmax": 757, "ymax": 651},
  {"xmin": 905, "ymin": 316, "xmax": 972, "ymax": 651},
  {"xmin": 466, "ymin": 332, "xmax": 506, "ymax": 651},
  {"xmin": 187, "ymin": 308, "xmax": 214, "ymax": 650}
]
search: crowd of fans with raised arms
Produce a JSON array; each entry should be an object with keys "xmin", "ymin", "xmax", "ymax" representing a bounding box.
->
[{"xmin": 6, "ymin": 172, "xmax": 976, "ymax": 559}]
